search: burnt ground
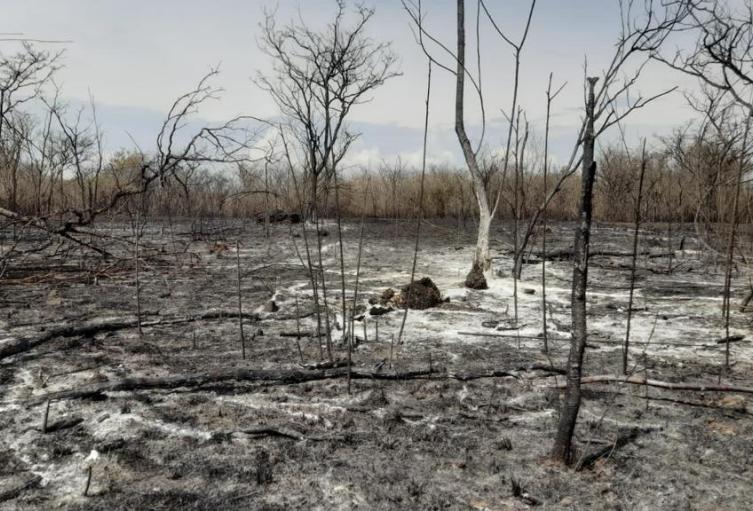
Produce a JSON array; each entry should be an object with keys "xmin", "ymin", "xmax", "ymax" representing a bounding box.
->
[{"xmin": 1, "ymin": 218, "xmax": 752, "ymax": 510}]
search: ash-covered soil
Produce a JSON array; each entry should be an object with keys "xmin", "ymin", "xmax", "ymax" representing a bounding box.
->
[{"xmin": 1, "ymin": 218, "xmax": 752, "ymax": 510}]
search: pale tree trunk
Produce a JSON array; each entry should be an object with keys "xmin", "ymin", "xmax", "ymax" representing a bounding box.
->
[
  {"xmin": 456, "ymin": 0, "xmax": 492, "ymax": 276},
  {"xmin": 551, "ymin": 76, "xmax": 598, "ymax": 464},
  {"xmin": 474, "ymin": 181, "xmax": 493, "ymax": 271}
]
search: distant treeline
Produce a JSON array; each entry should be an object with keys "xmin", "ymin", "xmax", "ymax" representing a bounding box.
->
[{"xmin": 3, "ymin": 133, "xmax": 750, "ymax": 228}]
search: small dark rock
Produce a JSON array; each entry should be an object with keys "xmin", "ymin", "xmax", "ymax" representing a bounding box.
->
[
  {"xmin": 482, "ymin": 320, "xmax": 499, "ymax": 328},
  {"xmin": 465, "ymin": 263, "xmax": 488, "ymax": 290},
  {"xmin": 370, "ymin": 306, "xmax": 393, "ymax": 316},
  {"xmin": 264, "ymin": 301, "xmax": 279, "ymax": 313},
  {"xmin": 523, "ymin": 288, "xmax": 536, "ymax": 295}
]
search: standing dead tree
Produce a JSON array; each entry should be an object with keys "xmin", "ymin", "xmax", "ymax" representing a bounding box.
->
[
  {"xmin": 512, "ymin": 0, "xmax": 687, "ymax": 279},
  {"xmin": 660, "ymin": 0, "xmax": 753, "ymax": 113},
  {"xmin": 541, "ymin": 73, "xmax": 566, "ymax": 353},
  {"xmin": 0, "ymin": 43, "xmax": 61, "ymax": 240},
  {"xmin": 658, "ymin": 1, "xmax": 753, "ymax": 368},
  {"xmin": 257, "ymin": 1, "xmax": 399, "ymax": 220},
  {"xmin": 402, "ymin": 0, "xmax": 535, "ymax": 284},
  {"xmin": 623, "ymin": 140, "xmax": 648, "ymax": 374},
  {"xmin": 259, "ymin": 1, "xmax": 398, "ymax": 362},
  {"xmin": 662, "ymin": 91, "xmax": 742, "ymax": 254},
  {"xmin": 550, "ymin": 0, "xmax": 687, "ymax": 465},
  {"xmin": 551, "ymin": 76, "xmax": 599, "ymax": 465},
  {"xmin": 721, "ymin": 113, "xmax": 750, "ymax": 373},
  {"xmin": 0, "ymin": 66, "xmax": 257, "ymax": 257}
]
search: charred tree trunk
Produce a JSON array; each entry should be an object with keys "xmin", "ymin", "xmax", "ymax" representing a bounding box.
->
[
  {"xmin": 308, "ymin": 172, "xmax": 319, "ymax": 220},
  {"xmin": 722, "ymin": 111, "xmax": 750, "ymax": 373},
  {"xmin": 551, "ymin": 76, "xmax": 598, "ymax": 464},
  {"xmin": 623, "ymin": 140, "xmax": 647, "ymax": 374}
]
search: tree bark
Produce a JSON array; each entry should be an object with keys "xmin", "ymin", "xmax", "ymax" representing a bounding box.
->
[
  {"xmin": 474, "ymin": 183, "xmax": 493, "ymax": 270},
  {"xmin": 308, "ymin": 172, "xmax": 319, "ymax": 220},
  {"xmin": 551, "ymin": 76, "xmax": 598, "ymax": 464},
  {"xmin": 623, "ymin": 141, "xmax": 647, "ymax": 374},
  {"xmin": 455, "ymin": 0, "xmax": 492, "ymax": 274}
]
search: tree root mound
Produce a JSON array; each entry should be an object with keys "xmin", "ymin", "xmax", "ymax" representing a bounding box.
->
[{"xmin": 464, "ymin": 263, "xmax": 488, "ymax": 290}]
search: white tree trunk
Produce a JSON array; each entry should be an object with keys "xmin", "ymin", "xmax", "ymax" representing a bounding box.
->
[
  {"xmin": 474, "ymin": 183, "xmax": 492, "ymax": 273},
  {"xmin": 456, "ymin": 0, "xmax": 493, "ymax": 280}
]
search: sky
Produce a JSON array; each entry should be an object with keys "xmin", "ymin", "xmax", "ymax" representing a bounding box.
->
[{"xmin": 2, "ymin": 0, "xmax": 703, "ymax": 171}]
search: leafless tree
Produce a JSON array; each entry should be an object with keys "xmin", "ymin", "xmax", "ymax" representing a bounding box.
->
[
  {"xmin": 624, "ymin": 140, "xmax": 648, "ymax": 375},
  {"xmin": 513, "ymin": 0, "xmax": 688, "ymax": 280},
  {"xmin": 665, "ymin": 88, "xmax": 746, "ymax": 252},
  {"xmin": 257, "ymin": 1, "xmax": 399, "ymax": 219},
  {"xmin": 660, "ymin": 0, "xmax": 753, "ymax": 111},
  {"xmin": 551, "ymin": 0, "xmax": 688, "ymax": 464},
  {"xmin": 0, "ymin": 43, "xmax": 61, "ymax": 235},
  {"xmin": 0, "ymin": 66, "xmax": 258, "ymax": 256},
  {"xmin": 541, "ymin": 73, "xmax": 566, "ymax": 354},
  {"xmin": 551, "ymin": 76, "xmax": 599, "ymax": 465},
  {"xmin": 402, "ymin": 0, "xmax": 535, "ymax": 283}
]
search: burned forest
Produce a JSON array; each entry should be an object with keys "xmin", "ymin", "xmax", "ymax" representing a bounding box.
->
[{"xmin": 2, "ymin": 0, "xmax": 753, "ymax": 509}]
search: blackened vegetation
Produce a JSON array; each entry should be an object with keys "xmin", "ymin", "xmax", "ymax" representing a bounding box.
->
[
  {"xmin": 254, "ymin": 209, "xmax": 301, "ymax": 225},
  {"xmin": 400, "ymin": 277, "xmax": 443, "ymax": 310},
  {"xmin": 464, "ymin": 262, "xmax": 488, "ymax": 290}
]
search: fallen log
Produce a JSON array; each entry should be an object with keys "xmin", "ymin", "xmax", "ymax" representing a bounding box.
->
[
  {"xmin": 22, "ymin": 367, "xmax": 437, "ymax": 405},
  {"xmin": 41, "ymin": 417, "xmax": 84, "ymax": 433},
  {"xmin": 450, "ymin": 364, "xmax": 566, "ymax": 381},
  {"xmin": 235, "ymin": 426, "xmax": 348, "ymax": 442},
  {"xmin": 21, "ymin": 364, "xmax": 567, "ymax": 405},
  {"xmin": 238, "ymin": 426, "xmax": 307, "ymax": 441},
  {"xmin": 280, "ymin": 332, "xmax": 321, "ymax": 338},
  {"xmin": 0, "ymin": 309, "xmax": 260, "ymax": 361},
  {"xmin": 715, "ymin": 335, "xmax": 745, "ymax": 344},
  {"xmin": 551, "ymin": 375, "xmax": 753, "ymax": 394},
  {"xmin": 531, "ymin": 248, "xmax": 671, "ymax": 262}
]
